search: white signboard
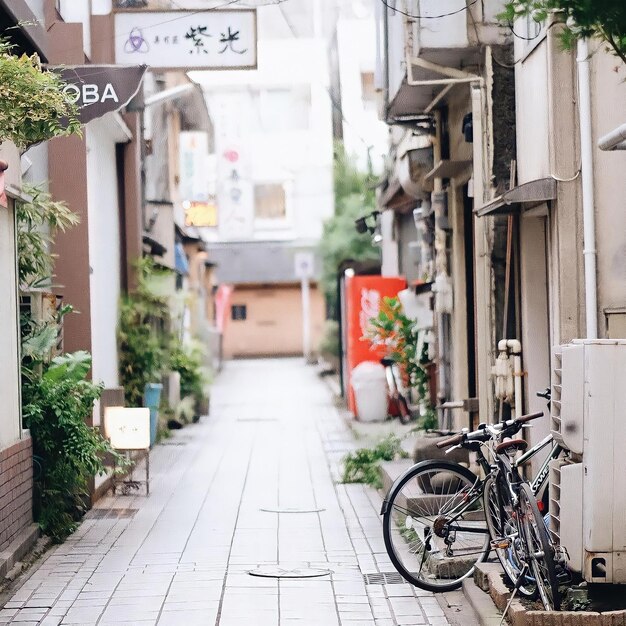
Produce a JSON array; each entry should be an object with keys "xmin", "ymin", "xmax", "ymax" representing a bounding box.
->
[
  {"xmin": 105, "ymin": 407, "xmax": 151, "ymax": 450},
  {"xmin": 179, "ymin": 131, "xmax": 209, "ymax": 202},
  {"xmin": 115, "ymin": 10, "xmax": 257, "ymax": 70},
  {"xmin": 294, "ymin": 252, "xmax": 315, "ymax": 280}
]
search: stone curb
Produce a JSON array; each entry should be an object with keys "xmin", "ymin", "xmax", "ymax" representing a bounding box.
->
[{"xmin": 469, "ymin": 563, "xmax": 626, "ymax": 626}]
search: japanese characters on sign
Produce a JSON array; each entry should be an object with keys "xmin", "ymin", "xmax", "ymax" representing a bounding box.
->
[{"xmin": 114, "ymin": 10, "xmax": 257, "ymax": 70}]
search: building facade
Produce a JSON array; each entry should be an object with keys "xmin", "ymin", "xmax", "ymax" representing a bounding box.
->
[
  {"xmin": 191, "ymin": 6, "xmax": 334, "ymax": 359},
  {"xmin": 375, "ymin": 1, "xmax": 626, "ymax": 438}
]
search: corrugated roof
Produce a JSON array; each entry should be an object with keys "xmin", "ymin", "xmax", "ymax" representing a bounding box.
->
[{"xmin": 206, "ymin": 242, "xmax": 321, "ymax": 285}]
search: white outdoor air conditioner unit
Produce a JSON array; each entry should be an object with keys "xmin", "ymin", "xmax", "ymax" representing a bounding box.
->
[{"xmin": 549, "ymin": 339, "xmax": 626, "ymax": 583}]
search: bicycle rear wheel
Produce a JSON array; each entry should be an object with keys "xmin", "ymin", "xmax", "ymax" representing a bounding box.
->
[
  {"xmin": 484, "ymin": 476, "xmax": 536, "ymax": 598},
  {"xmin": 396, "ymin": 393, "xmax": 412, "ymax": 424},
  {"xmin": 382, "ymin": 461, "xmax": 489, "ymax": 592},
  {"xmin": 517, "ymin": 483, "xmax": 560, "ymax": 610}
]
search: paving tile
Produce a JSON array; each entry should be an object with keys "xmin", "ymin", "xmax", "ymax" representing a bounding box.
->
[{"xmin": 0, "ymin": 360, "xmax": 471, "ymax": 626}]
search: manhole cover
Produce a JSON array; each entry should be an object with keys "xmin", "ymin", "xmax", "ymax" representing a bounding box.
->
[
  {"xmin": 363, "ymin": 572, "xmax": 405, "ymax": 585},
  {"xmin": 260, "ymin": 507, "xmax": 326, "ymax": 514},
  {"xmin": 249, "ymin": 566, "xmax": 331, "ymax": 579},
  {"xmin": 89, "ymin": 508, "xmax": 138, "ymax": 520}
]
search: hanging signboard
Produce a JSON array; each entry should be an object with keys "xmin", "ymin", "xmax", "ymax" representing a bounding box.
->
[
  {"xmin": 114, "ymin": 10, "xmax": 257, "ymax": 70},
  {"xmin": 184, "ymin": 200, "xmax": 218, "ymax": 227},
  {"xmin": 56, "ymin": 65, "xmax": 147, "ymax": 124},
  {"xmin": 179, "ymin": 131, "xmax": 209, "ymax": 202}
]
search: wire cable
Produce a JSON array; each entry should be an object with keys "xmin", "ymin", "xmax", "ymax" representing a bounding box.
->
[{"xmin": 378, "ymin": 0, "xmax": 478, "ymax": 20}]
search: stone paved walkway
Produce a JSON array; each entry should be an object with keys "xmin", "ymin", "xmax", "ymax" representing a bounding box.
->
[{"xmin": 0, "ymin": 359, "xmax": 475, "ymax": 626}]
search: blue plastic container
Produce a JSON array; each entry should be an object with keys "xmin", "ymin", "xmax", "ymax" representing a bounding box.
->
[{"xmin": 143, "ymin": 383, "xmax": 163, "ymax": 447}]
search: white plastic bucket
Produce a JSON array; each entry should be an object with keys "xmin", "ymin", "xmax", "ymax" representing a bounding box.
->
[{"xmin": 351, "ymin": 361, "xmax": 388, "ymax": 422}]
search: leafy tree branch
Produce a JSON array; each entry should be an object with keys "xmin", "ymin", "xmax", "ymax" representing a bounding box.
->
[{"xmin": 500, "ymin": 1, "xmax": 626, "ymax": 65}]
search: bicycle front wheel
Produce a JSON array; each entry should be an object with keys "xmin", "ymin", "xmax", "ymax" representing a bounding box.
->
[
  {"xmin": 517, "ymin": 483, "xmax": 560, "ymax": 610},
  {"xmin": 382, "ymin": 461, "xmax": 490, "ymax": 592}
]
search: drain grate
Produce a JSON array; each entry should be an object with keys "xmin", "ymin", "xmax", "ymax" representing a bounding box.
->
[
  {"xmin": 160, "ymin": 441, "xmax": 188, "ymax": 446},
  {"xmin": 90, "ymin": 508, "xmax": 138, "ymax": 520},
  {"xmin": 363, "ymin": 572, "xmax": 405, "ymax": 585}
]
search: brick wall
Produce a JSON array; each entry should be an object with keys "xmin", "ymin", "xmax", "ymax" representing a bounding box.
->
[{"xmin": 0, "ymin": 438, "xmax": 33, "ymax": 551}]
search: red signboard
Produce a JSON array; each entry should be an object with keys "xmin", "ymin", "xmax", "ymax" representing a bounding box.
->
[{"xmin": 345, "ymin": 275, "xmax": 407, "ymax": 415}]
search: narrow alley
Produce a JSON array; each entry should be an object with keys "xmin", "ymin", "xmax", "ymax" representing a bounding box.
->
[{"xmin": 0, "ymin": 360, "xmax": 472, "ymax": 626}]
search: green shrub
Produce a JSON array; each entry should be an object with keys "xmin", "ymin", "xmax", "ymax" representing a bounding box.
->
[
  {"xmin": 318, "ymin": 319, "xmax": 340, "ymax": 358},
  {"xmin": 0, "ymin": 39, "xmax": 80, "ymax": 147},
  {"xmin": 23, "ymin": 352, "xmax": 122, "ymax": 543},
  {"xmin": 118, "ymin": 258, "xmax": 171, "ymax": 407}
]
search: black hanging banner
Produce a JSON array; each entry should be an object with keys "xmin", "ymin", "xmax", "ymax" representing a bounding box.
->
[{"xmin": 54, "ymin": 65, "xmax": 147, "ymax": 124}]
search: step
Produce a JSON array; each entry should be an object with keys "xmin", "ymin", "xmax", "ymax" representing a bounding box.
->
[
  {"xmin": 378, "ymin": 459, "xmax": 414, "ymax": 496},
  {"xmin": 468, "ymin": 562, "xmax": 626, "ymax": 626}
]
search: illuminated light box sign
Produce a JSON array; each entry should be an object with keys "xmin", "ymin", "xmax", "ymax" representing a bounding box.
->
[
  {"xmin": 105, "ymin": 407, "xmax": 151, "ymax": 450},
  {"xmin": 114, "ymin": 10, "xmax": 257, "ymax": 70},
  {"xmin": 184, "ymin": 200, "xmax": 218, "ymax": 227}
]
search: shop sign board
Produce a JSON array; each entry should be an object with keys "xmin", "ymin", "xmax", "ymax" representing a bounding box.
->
[
  {"xmin": 184, "ymin": 201, "xmax": 218, "ymax": 228},
  {"xmin": 105, "ymin": 407, "xmax": 150, "ymax": 450},
  {"xmin": 56, "ymin": 65, "xmax": 147, "ymax": 124},
  {"xmin": 179, "ymin": 131, "xmax": 209, "ymax": 202},
  {"xmin": 114, "ymin": 10, "xmax": 257, "ymax": 70}
]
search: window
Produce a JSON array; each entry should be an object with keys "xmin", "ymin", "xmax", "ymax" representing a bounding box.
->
[
  {"xmin": 254, "ymin": 184, "xmax": 286, "ymax": 220},
  {"xmin": 231, "ymin": 304, "xmax": 247, "ymax": 321},
  {"xmin": 361, "ymin": 72, "xmax": 377, "ymax": 103}
]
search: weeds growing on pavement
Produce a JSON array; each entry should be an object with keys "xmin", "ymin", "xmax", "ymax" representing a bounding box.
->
[{"xmin": 341, "ymin": 434, "xmax": 408, "ymax": 489}]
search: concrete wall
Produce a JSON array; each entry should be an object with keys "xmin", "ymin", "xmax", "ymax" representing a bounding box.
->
[
  {"xmin": 223, "ymin": 284, "xmax": 325, "ymax": 358},
  {"xmin": 336, "ymin": 17, "xmax": 389, "ymax": 173},
  {"xmin": 86, "ymin": 115, "xmax": 126, "ymax": 397},
  {"xmin": 0, "ymin": 144, "xmax": 22, "ymax": 451},
  {"xmin": 590, "ymin": 45, "xmax": 626, "ymax": 338},
  {"xmin": 0, "ymin": 142, "xmax": 34, "ymax": 553},
  {"xmin": 194, "ymin": 38, "xmax": 333, "ymax": 245}
]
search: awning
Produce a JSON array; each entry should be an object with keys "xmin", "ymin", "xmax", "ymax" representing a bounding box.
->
[
  {"xmin": 380, "ymin": 178, "xmax": 419, "ymax": 213},
  {"xmin": 142, "ymin": 235, "xmax": 167, "ymax": 257},
  {"xmin": 0, "ymin": 0, "xmax": 48, "ymax": 61},
  {"xmin": 425, "ymin": 159, "xmax": 472, "ymax": 183},
  {"xmin": 474, "ymin": 178, "xmax": 557, "ymax": 217},
  {"xmin": 174, "ymin": 243, "xmax": 189, "ymax": 276}
]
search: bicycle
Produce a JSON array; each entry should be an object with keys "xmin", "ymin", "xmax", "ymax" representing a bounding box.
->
[
  {"xmin": 381, "ymin": 357, "xmax": 412, "ymax": 424},
  {"xmin": 380, "ymin": 411, "xmax": 561, "ymax": 610}
]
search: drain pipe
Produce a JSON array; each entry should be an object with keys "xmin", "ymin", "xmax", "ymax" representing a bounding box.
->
[{"xmin": 577, "ymin": 39, "xmax": 598, "ymax": 339}]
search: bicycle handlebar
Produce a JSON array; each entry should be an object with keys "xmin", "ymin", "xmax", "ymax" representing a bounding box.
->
[
  {"xmin": 435, "ymin": 411, "xmax": 545, "ymax": 449},
  {"xmin": 436, "ymin": 433, "xmax": 464, "ymax": 448},
  {"xmin": 516, "ymin": 411, "xmax": 544, "ymax": 424}
]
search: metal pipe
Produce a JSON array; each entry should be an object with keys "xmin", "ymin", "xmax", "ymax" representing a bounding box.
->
[
  {"xmin": 407, "ymin": 76, "xmax": 481, "ymax": 87},
  {"xmin": 577, "ymin": 39, "xmax": 598, "ymax": 339},
  {"xmin": 598, "ymin": 123, "xmax": 626, "ymax": 151},
  {"xmin": 144, "ymin": 84, "xmax": 194, "ymax": 107}
]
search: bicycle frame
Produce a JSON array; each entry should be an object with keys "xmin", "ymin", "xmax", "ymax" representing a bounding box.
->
[
  {"xmin": 441, "ymin": 432, "xmax": 562, "ymax": 534},
  {"xmin": 513, "ymin": 434, "xmax": 563, "ymax": 498}
]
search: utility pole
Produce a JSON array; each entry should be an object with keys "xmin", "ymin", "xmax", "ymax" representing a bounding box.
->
[{"xmin": 295, "ymin": 252, "xmax": 315, "ymax": 363}]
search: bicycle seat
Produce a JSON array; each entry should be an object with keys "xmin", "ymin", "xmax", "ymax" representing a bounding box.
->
[
  {"xmin": 495, "ymin": 439, "xmax": 528, "ymax": 454},
  {"xmin": 380, "ymin": 358, "xmax": 394, "ymax": 367}
]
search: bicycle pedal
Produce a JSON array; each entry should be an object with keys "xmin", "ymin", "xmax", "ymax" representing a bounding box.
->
[{"xmin": 491, "ymin": 539, "xmax": 511, "ymax": 550}]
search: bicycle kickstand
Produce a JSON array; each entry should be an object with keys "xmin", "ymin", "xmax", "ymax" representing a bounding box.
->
[{"xmin": 499, "ymin": 563, "xmax": 529, "ymax": 626}]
